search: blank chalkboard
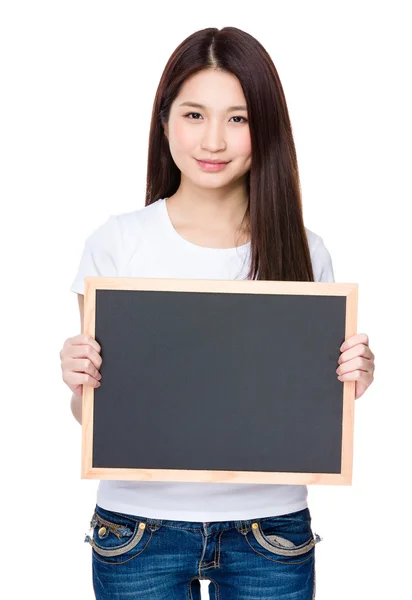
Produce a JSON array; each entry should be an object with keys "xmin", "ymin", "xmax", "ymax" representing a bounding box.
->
[{"xmin": 82, "ymin": 278, "xmax": 358, "ymax": 485}]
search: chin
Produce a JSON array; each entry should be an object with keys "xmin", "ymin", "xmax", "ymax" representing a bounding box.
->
[{"xmin": 194, "ymin": 177, "xmax": 233, "ymax": 189}]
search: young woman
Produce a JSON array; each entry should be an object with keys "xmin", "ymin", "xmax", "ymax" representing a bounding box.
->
[{"xmin": 60, "ymin": 26, "xmax": 375, "ymax": 600}]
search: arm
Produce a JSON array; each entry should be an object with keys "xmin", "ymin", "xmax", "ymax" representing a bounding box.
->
[{"xmin": 70, "ymin": 294, "xmax": 85, "ymax": 425}]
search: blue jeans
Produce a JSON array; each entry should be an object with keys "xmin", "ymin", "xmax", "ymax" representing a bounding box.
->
[{"xmin": 86, "ymin": 504, "xmax": 321, "ymax": 599}]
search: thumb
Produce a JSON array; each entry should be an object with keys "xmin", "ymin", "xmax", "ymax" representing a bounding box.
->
[{"xmin": 355, "ymin": 381, "xmax": 368, "ymax": 400}]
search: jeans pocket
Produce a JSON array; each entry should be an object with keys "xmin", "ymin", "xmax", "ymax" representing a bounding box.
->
[
  {"xmin": 246, "ymin": 509, "xmax": 321, "ymax": 563},
  {"xmin": 85, "ymin": 506, "xmax": 152, "ymax": 562}
]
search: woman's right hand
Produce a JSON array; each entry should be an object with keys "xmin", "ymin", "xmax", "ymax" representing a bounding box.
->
[{"xmin": 60, "ymin": 333, "xmax": 102, "ymax": 397}]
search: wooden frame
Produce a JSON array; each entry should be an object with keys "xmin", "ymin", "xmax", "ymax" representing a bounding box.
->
[{"xmin": 82, "ymin": 277, "xmax": 358, "ymax": 485}]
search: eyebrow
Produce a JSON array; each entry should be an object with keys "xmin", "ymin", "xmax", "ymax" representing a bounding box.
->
[{"xmin": 178, "ymin": 101, "xmax": 248, "ymax": 112}]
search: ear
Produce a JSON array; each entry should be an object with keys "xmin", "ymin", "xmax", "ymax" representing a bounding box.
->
[{"xmin": 163, "ymin": 122, "xmax": 169, "ymax": 140}]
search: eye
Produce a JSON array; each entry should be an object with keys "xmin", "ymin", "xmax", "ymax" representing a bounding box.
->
[
  {"xmin": 230, "ymin": 116, "xmax": 248, "ymax": 123},
  {"xmin": 183, "ymin": 113, "xmax": 248, "ymax": 123},
  {"xmin": 184, "ymin": 112, "xmax": 203, "ymax": 120}
]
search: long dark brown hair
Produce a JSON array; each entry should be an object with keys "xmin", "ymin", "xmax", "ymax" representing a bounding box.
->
[{"xmin": 145, "ymin": 27, "xmax": 314, "ymax": 282}]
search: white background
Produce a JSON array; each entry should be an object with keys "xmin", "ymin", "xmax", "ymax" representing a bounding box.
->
[{"xmin": 1, "ymin": 1, "xmax": 411, "ymax": 598}]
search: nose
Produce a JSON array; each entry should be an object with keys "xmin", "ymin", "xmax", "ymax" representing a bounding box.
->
[{"xmin": 200, "ymin": 119, "xmax": 227, "ymax": 153}]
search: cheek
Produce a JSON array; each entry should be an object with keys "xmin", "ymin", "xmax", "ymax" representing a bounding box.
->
[
  {"xmin": 228, "ymin": 127, "xmax": 252, "ymax": 164},
  {"xmin": 235, "ymin": 132, "xmax": 252, "ymax": 174},
  {"xmin": 170, "ymin": 120, "xmax": 195, "ymax": 152},
  {"xmin": 232, "ymin": 130, "xmax": 252, "ymax": 160}
]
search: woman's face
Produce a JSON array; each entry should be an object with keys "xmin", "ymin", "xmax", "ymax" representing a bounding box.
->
[{"xmin": 164, "ymin": 69, "xmax": 252, "ymax": 190}]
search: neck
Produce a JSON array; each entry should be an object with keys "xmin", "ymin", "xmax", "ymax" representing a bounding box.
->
[
  {"xmin": 165, "ymin": 175, "xmax": 251, "ymax": 248},
  {"xmin": 169, "ymin": 174, "xmax": 249, "ymax": 229}
]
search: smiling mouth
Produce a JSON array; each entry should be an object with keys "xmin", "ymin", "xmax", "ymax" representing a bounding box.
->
[
  {"xmin": 195, "ymin": 159, "xmax": 230, "ymax": 171},
  {"xmin": 196, "ymin": 159, "xmax": 229, "ymax": 164}
]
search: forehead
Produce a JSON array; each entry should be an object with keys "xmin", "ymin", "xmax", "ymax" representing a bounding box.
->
[{"xmin": 175, "ymin": 69, "xmax": 246, "ymax": 108}]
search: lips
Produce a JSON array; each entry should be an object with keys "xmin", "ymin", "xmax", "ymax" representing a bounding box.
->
[
  {"xmin": 195, "ymin": 159, "xmax": 230, "ymax": 172},
  {"xmin": 196, "ymin": 159, "xmax": 229, "ymax": 164}
]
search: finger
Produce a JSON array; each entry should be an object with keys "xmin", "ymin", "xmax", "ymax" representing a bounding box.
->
[
  {"xmin": 337, "ymin": 369, "xmax": 371, "ymax": 382},
  {"xmin": 67, "ymin": 357, "xmax": 102, "ymax": 381},
  {"xmin": 66, "ymin": 334, "xmax": 101, "ymax": 353},
  {"xmin": 355, "ymin": 380, "xmax": 369, "ymax": 400},
  {"xmin": 338, "ymin": 344, "xmax": 374, "ymax": 364},
  {"xmin": 340, "ymin": 333, "xmax": 369, "ymax": 352},
  {"xmin": 63, "ymin": 371, "xmax": 101, "ymax": 388},
  {"xmin": 336, "ymin": 357, "xmax": 371, "ymax": 376},
  {"xmin": 62, "ymin": 343, "xmax": 102, "ymax": 372}
]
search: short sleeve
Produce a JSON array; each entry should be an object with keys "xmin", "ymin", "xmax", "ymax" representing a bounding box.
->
[
  {"xmin": 312, "ymin": 236, "xmax": 335, "ymax": 283},
  {"xmin": 69, "ymin": 215, "xmax": 122, "ymax": 295}
]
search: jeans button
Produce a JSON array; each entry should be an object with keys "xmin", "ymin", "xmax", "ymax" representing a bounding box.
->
[{"xmin": 98, "ymin": 527, "xmax": 107, "ymax": 538}]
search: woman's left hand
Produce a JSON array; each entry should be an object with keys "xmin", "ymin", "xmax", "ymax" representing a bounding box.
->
[{"xmin": 336, "ymin": 333, "xmax": 375, "ymax": 399}]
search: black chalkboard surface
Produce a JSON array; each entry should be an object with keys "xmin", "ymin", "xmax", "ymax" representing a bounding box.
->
[{"xmin": 82, "ymin": 278, "xmax": 358, "ymax": 485}]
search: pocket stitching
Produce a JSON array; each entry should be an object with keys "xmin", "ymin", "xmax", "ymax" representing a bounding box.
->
[
  {"xmin": 92, "ymin": 522, "xmax": 145, "ymax": 557},
  {"xmin": 92, "ymin": 531, "xmax": 154, "ymax": 565},
  {"xmin": 91, "ymin": 511, "xmax": 145, "ymax": 557},
  {"xmin": 245, "ymin": 533, "xmax": 314, "ymax": 565},
  {"xmin": 252, "ymin": 524, "xmax": 315, "ymax": 557}
]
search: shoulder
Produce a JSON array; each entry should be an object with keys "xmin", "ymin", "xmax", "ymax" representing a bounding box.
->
[
  {"xmin": 116, "ymin": 200, "xmax": 162, "ymax": 237},
  {"xmin": 85, "ymin": 200, "xmax": 162, "ymax": 249},
  {"xmin": 304, "ymin": 227, "xmax": 335, "ymax": 283},
  {"xmin": 305, "ymin": 227, "xmax": 328, "ymax": 257},
  {"xmin": 70, "ymin": 201, "xmax": 164, "ymax": 294}
]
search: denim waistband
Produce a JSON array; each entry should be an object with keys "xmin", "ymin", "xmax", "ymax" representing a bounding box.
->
[{"xmin": 94, "ymin": 503, "xmax": 311, "ymax": 535}]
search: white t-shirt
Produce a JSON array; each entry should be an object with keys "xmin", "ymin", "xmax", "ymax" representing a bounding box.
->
[{"xmin": 70, "ymin": 197, "xmax": 335, "ymax": 521}]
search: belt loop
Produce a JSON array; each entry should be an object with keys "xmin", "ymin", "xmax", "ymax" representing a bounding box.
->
[
  {"xmin": 147, "ymin": 517, "xmax": 162, "ymax": 531},
  {"xmin": 237, "ymin": 520, "xmax": 249, "ymax": 535},
  {"xmin": 243, "ymin": 519, "xmax": 252, "ymax": 534}
]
